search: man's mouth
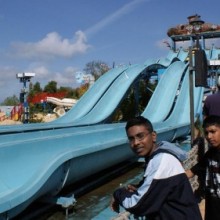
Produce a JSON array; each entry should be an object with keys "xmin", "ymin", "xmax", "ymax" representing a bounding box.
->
[
  {"xmin": 209, "ymin": 140, "xmax": 217, "ymax": 146},
  {"xmin": 135, "ymin": 147, "xmax": 144, "ymax": 154}
]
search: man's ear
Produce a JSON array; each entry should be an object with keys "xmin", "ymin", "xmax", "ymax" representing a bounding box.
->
[{"xmin": 152, "ymin": 131, "xmax": 157, "ymax": 143}]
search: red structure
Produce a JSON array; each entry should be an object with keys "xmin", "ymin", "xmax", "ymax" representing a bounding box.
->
[
  {"xmin": 167, "ymin": 14, "xmax": 220, "ymax": 37},
  {"xmin": 10, "ymin": 104, "xmax": 23, "ymax": 121},
  {"xmin": 28, "ymin": 92, "xmax": 68, "ymax": 104}
]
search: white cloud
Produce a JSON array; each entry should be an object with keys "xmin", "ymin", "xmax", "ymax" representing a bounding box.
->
[
  {"xmin": 0, "ymin": 64, "xmax": 81, "ymax": 103},
  {"xmin": 52, "ymin": 72, "xmax": 74, "ymax": 85},
  {"xmin": 85, "ymin": 0, "xmax": 148, "ymax": 37},
  {"xmin": 10, "ymin": 31, "xmax": 91, "ymax": 59},
  {"xmin": 64, "ymin": 66, "xmax": 79, "ymax": 74},
  {"xmin": 29, "ymin": 65, "xmax": 79, "ymax": 88},
  {"xmin": 53, "ymin": 66, "xmax": 82, "ymax": 87},
  {"xmin": 30, "ymin": 66, "xmax": 50, "ymax": 78}
]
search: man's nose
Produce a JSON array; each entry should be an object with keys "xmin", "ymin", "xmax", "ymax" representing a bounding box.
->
[
  {"xmin": 207, "ymin": 132, "xmax": 212, "ymax": 139},
  {"xmin": 132, "ymin": 138, "xmax": 141, "ymax": 146}
]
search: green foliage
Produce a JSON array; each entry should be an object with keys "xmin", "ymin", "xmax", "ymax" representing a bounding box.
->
[
  {"xmin": 44, "ymin": 81, "xmax": 57, "ymax": 93},
  {"xmin": 29, "ymin": 82, "xmax": 43, "ymax": 100},
  {"xmin": 32, "ymin": 82, "xmax": 42, "ymax": 93},
  {"xmin": 59, "ymin": 86, "xmax": 79, "ymax": 99},
  {"xmin": 1, "ymin": 95, "xmax": 19, "ymax": 106},
  {"xmin": 111, "ymin": 79, "xmax": 156, "ymax": 122}
]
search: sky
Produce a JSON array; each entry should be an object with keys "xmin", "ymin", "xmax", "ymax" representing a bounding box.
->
[{"xmin": 0, "ymin": 0, "xmax": 220, "ymax": 102}]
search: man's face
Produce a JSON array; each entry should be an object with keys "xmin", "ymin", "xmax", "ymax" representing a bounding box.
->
[
  {"xmin": 204, "ymin": 125, "xmax": 220, "ymax": 149},
  {"xmin": 127, "ymin": 125, "xmax": 157, "ymax": 157}
]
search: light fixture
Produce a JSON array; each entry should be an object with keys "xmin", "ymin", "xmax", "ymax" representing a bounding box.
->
[{"xmin": 189, "ymin": 14, "xmax": 204, "ymax": 33}]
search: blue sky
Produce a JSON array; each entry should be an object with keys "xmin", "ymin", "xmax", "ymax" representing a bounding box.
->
[{"xmin": 0, "ymin": 0, "xmax": 220, "ymax": 102}]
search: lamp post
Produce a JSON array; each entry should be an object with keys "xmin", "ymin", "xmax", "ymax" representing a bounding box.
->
[
  {"xmin": 188, "ymin": 46, "xmax": 195, "ymax": 146},
  {"xmin": 188, "ymin": 14, "xmax": 204, "ymax": 50},
  {"xmin": 188, "ymin": 15, "xmax": 204, "ymax": 146},
  {"xmin": 16, "ymin": 72, "xmax": 35, "ymax": 123}
]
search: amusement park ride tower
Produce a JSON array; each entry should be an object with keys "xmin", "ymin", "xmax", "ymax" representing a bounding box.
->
[
  {"xmin": 168, "ymin": 14, "xmax": 220, "ymax": 144},
  {"xmin": 16, "ymin": 72, "xmax": 35, "ymax": 123}
]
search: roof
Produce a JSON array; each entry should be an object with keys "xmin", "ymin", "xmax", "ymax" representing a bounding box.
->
[{"xmin": 170, "ymin": 31, "xmax": 220, "ymax": 42}]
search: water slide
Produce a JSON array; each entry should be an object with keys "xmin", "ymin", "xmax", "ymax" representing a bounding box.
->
[
  {"xmin": 153, "ymin": 67, "xmax": 204, "ymax": 141},
  {"xmin": 210, "ymin": 48, "xmax": 220, "ymax": 60},
  {"xmin": 0, "ymin": 57, "xmax": 204, "ymax": 219},
  {"xmin": 0, "ymin": 51, "xmax": 183, "ymax": 135},
  {"xmin": 157, "ymin": 50, "xmax": 179, "ymax": 66},
  {"xmin": 0, "ymin": 61, "xmax": 186, "ymax": 143},
  {"xmin": 156, "ymin": 48, "xmax": 188, "ymax": 66},
  {"xmin": 177, "ymin": 49, "xmax": 189, "ymax": 62},
  {"xmin": 205, "ymin": 49, "xmax": 211, "ymax": 60},
  {"xmin": 0, "ymin": 65, "xmax": 128, "ymax": 132},
  {"xmin": 141, "ymin": 61, "xmax": 188, "ymax": 123},
  {"xmin": 56, "ymin": 64, "xmax": 148, "ymax": 125},
  {"xmin": 52, "ymin": 65, "xmax": 130, "ymax": 124},
  {"xmin": 0, "ymin": 57, "xmax": 174, "ymax": 134},
  {"xmin": 143, "ymin": 49, "xmax": 188, "ymax": 75},
  {"xmin": 0, "ymin": 60, "xmax": 159, "ymax": 134},
  {"xmin": 52, "ymin": 54, "xmax": 176, "ymax": 125},
  {"xmin": 68, "ymin": 61, "xmax": 187, "ymax": 126},
  {"xmin": 46, "ymin": 97, "xmax": 77, "ymax": 107}
]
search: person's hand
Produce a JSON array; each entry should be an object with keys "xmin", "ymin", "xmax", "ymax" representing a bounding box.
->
[
  {"xmin": 110, "ymin": 196, "xmax": 120, "ymax": 213},
  {"xmin": 126, "ymin": 184, "xmax": 137, "ymax": 192},
  {"xmin": 185, "ymin": 169, "xmax": 195, "ymax": 178}
]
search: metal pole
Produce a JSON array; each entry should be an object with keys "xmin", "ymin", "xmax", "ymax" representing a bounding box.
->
[
  {"xmin": 23, "ymin": 79, "xmax": 29, "ymax": 124},
  {"xmin": 189, "ymin": 46, "xmax": 195, "ymax": 146}
]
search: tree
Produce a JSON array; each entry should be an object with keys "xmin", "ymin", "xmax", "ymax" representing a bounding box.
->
[
  {"xmin": 29, "ymin": 82, "xmax": 42, "ymax": 99},
  {"xmin": 111, "ymin": 79, "xmax": 156, "ymax": 122},
  {"xmin": 75, "ymin": 84, "xmax": 90, "ymax": 98},
  {"xmin": 1, "ymin": 95, "xmax": 19, "ymax": 106},
  {"xmin": 44, "ymin": 81, "xmax": 57, "ymax": 93},
  {"xmin": 32, "ymin": 82, "xmax": 42, "ymax": 93},
  {"xmin": 84, "ymin": 61, "xmax": 110, "ymax": 80}
]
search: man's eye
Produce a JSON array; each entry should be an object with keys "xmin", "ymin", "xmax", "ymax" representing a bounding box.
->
[
  {"xmin": 137, "ymin": 133, "xmax": 144, "ymax": 139},
  {"xmin": 128, "ymin": 137, "xmax": 134, "ymax": 142}
]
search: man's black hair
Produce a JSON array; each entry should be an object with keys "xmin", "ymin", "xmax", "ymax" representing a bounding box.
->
[
  {"xmin": 125, "ymin": 116, "xmax": 153, "ymax": 132},
  {"xmin": 203, "ymin": 115, "xmax": 220, "ymax": 129}
]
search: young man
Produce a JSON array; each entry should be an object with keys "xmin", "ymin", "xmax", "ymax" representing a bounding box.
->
[
  {"xmin": 186, "ymin": 115, "xmax": 220, "ymax": 220},
  {"xmin": 111, "ymin": 116, "xmax": 202, "ymax": 220}
]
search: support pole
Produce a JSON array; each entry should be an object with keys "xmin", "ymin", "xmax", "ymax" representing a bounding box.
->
[{"xmin": 189, "ymin": 46, "xmax": 195, "ymax": 146}]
